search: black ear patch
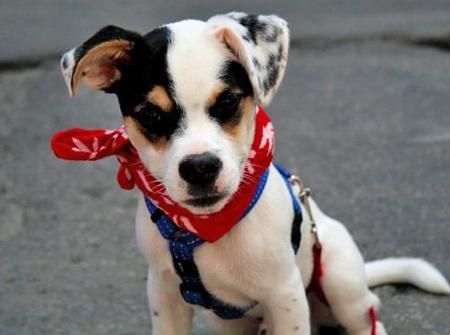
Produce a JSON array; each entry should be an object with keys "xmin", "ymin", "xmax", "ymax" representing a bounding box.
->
[
  {"xmin": 263, "ymin": 48, "xmax": 283, "ymax": 94},
  {"xmin": 61, "ymin": 25, "xmax": 151, "ymax": 96},
  {"xmin": 61, "ymin": 24, "xmax": 183, "ymax": 141},
  {"xmin": 238, "ymin": 14, "xmax": 282, "ymax": 44},
  {"xmin": 73, "ymin": 25, "xmax": 143, "ymax": 63}
]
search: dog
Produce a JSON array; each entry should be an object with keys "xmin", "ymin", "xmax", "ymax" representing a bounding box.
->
[{"xmin": 58, "ymin": 12, "xmax": 450, "ymax": 335}]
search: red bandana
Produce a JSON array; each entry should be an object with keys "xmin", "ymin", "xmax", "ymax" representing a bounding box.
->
[{"xmin": 51, "ymin": 106, "xmax": 274, "ymax": 242}]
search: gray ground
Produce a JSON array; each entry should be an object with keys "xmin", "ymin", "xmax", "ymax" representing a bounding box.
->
[{"xmin": 1, "ymin": 1, "xmax": 449, "ymax": 334}]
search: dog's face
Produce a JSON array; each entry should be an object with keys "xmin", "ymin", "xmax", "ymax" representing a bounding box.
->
[{"xmin": 62, "ymin": 13, "xmax": 289, "ymax": 214}]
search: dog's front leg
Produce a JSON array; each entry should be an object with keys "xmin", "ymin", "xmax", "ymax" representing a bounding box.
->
[
  {"xmin": 147, "ymin": 269, "xmax": 193, "ymax": 335},
  {"xmin": 262, "ymin": 269, "xmax": 311, "ymax": 335}
]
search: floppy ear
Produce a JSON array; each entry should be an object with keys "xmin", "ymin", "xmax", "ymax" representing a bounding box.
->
[
  {"xmin": 61, "ymin": 25, "xmax": 150, "ymax": 97},
  {"xmin": 208, "ymin": 12, "xmax": 289, "ymax": 106}
]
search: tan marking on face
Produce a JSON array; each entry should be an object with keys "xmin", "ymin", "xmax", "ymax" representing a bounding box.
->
[
  {"xmin": 146, "ymin": 85, "xmax": 173, "ymax": 112},
  {"xmin": 223, "ymin": 96, "xmax": 255, "ymax": 144},
  {"xmin": 123, "ymin": 116, "xmax": 168, "ymax": 151},
  {"xmin": 72, "ymin": 40, "xmax": 132, "ymax": 95},
  {"xmin": 206, "ymin": 82, "xmax": 227, "ymax": 108}
]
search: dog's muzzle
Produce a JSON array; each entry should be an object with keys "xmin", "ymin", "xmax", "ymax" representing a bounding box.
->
[
  {"xmin": 179, "ymin": 152, "xmax": 223, "ymax": 189},
  {"xmin": 179, "ymin": 152, "xmax": 225, "ymax": 207}
]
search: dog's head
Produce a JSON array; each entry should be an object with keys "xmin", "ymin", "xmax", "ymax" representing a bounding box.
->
[{"xmin": 61, "ymin": 13, "xmax": 289, "ymax": 214}]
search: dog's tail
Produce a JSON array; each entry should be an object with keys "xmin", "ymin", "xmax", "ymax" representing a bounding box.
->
[{"xmin": 365, "ymin": 258, "xmax": 450, "ymax": 294}]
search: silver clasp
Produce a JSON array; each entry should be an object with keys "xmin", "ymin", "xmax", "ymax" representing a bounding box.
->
[{"xmin": 289, "ymin": 175, "xmax": 322, "ymax": 248}]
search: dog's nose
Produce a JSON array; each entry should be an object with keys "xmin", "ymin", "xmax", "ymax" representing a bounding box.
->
[{"xmin": 179, "ymin": 152, "xmax": 223, "ymax": 186}]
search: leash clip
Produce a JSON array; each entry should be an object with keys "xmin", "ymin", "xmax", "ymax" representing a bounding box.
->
[{"xmin": 289, "ymin": 175, "xmax": 322, "ymax": 249}]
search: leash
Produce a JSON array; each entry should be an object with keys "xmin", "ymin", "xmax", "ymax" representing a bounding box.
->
[
  {"xmin": 289, "ymin": 175, "xmax": 378, "ymax": 335},
  {"xmin": 289, "ymin": 175, "xmax": 321, "ymax": 248},
  {"xmin": 288, "ymin": 173, "xmax": 328, "ymax": 305}
]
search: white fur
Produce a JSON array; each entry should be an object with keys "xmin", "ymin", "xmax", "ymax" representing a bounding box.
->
[
  {"xmin": 137, "ymin": 164, "xmax": 312, "ymax": 335},
  {"xmin": 365, "ymin": 258, "xmax": 450, "ymax": 294},
  {"xmin": 133, "ymin": 15, "xmax": 450, "ymax": 335},
  {"xmin": 136, "ymin": 163, "xmax": 450, "ymax": 334},
  {"xmin": 138, "ymin": 19, "xmax": 254, "ymax": 215},
  {"xmin": 64, "ymin": 13, "xmax": 450, "ymax": 335},
  {"xmin": 61, "ymin": 48, "xmax": 76, "ymax": 97}
]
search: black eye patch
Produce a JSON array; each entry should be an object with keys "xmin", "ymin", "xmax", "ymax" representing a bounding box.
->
[
  {"xmin": 208, "ymin": 90, "xmax": 243, "ymax": 126},
  {"xmin": 132, "ymin": 102, "xmax": 182, "ymax": 141},
  {"xmin": 219, "ymin": 61, "xmax": 253, "ymax": 97},
  {"xmin": 209, "ymin": 60, "xmax": 253, "ymax": 126}
]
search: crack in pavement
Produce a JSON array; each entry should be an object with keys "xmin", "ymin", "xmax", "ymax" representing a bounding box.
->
[{"xmin": 0, "ymin": 32, "xmax": 449, "ymax": 73}]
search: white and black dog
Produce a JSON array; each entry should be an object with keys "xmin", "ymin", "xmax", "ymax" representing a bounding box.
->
[{"xmin": 60, "ymin": 12, "xmax": 449, "ymax": 335}]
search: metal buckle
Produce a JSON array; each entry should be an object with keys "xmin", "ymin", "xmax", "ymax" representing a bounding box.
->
[{"xmin": 289, "ymin": 175, "xmax": 322, "ymax": 248}]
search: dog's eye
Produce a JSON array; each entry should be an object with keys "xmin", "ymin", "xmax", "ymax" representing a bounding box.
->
[
  {"xmin": 133, "ymin": 103, "xmax": 181, "ymax": 141},
  {"xmin": 209, "ymin": 92, "xmax": 243, "ymax": 125}
]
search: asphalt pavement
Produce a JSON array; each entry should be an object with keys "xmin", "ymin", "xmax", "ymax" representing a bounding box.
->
[{"xmin": 1, "ymin": 1, "xmax": 449, "ymax": 334}]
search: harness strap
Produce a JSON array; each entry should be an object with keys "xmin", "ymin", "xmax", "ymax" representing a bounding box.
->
[
  {"xmin": 275, "ymin": 164, "xmax": 303, "ymax": 253},
  {"xmin": 146, "ymin": 197, "xmax": 248, "ymax": 319},
  {"xmin": 144, "ymin": 166, "xmax": 303, "ymax": 320}
]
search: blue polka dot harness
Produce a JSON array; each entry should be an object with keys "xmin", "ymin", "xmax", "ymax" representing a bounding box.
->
[{"xmin": 144, "ymin": 164, "xmax": 303, "ymax": 320}]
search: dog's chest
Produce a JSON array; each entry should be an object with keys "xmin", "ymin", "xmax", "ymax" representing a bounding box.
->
[
  {"xmin": 136, "ymin": 166, "xmax": 300, "ymax": 305},
  {"xmin": 194, "ymin": 215, "xmax": 293, "ymax": 306}
]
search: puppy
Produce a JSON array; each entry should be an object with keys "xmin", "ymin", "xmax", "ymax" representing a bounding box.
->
[{"xmin": 59, "ymin": 12, "xmax": 450, "ymax": 335}]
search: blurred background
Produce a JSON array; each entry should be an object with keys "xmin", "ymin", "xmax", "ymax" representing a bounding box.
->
[{"xmin": 1, "ymin": 1, "xmax": 449, "ymax": 334}]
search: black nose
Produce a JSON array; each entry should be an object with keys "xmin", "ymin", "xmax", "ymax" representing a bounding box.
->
[{"xmin": 179, "ymin": 152, "xmax": 223, "ymax": 186}]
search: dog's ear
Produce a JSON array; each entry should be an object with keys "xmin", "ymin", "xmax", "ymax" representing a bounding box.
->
[
  {"xmin": 61, "ymin": 25, "xmax": 150, "ymax": 97},
  {"xmin": 208, "ymin": 13, "xmax": 289, "ymax": 106}
]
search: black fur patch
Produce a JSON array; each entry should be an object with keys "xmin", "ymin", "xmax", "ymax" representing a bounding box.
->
[
  {"xmin": 117, "ymin": 27, "xmax": 174, "ymax": 115},
  {"xmin": 208, "ymin": 90, "xmax": 243, "ymax": 126},
  {"xmin": 208, "ymin": 61, "xmax": 253, "ymax": 126},
  {"xmin": 239, "ymin": 14, "xmax": 268, "ymax": 44},
  {"xmin": 114, "ymin": 27, "xmax": 184, "ymax": 141},
  {"xmin": 219, "ymin": 61, "xmax": 253, "ymax": 96},
  {"xmin": 262, "ymin": 25, "xmax": 281, "ymax": 43},
  {"xmin": 262, "ymin": 44, "xmax": 285, "ymax": 94},
  {"xmin": 73, "ymin": 25, "xmax": 183, "ymax": 142},
  {"xmin": 252, "ymin": 57, "xmax": 262, "ymax": 70},
  {"xmin": 263, "ymin": 53, "xmax": 280, "ymax": 94},
  {"xmin": 238, "ymin": 14, "xmax": 281, "ymax": 44},
  {"xmin": 73, "ymin": 25, "xmax": 143, "ymax": 64},
  {"xmin": 73, "ymin": 25, "xmax": 152, "ymax": 95},
  {"xmin": 133, "ymin": 103, "xmax": 182, "ymax": 142}
]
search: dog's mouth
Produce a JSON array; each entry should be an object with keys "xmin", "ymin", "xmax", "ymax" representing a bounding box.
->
[{"xmin": 183, "ymin": 193, "xmax": 227, "ymax": 208}]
